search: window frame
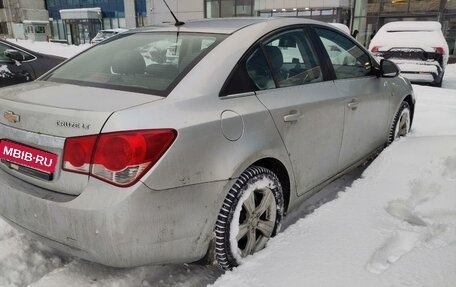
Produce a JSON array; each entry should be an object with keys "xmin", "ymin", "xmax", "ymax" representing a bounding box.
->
[{"xmin": 261, "ymin": 27, "xmax": 327, "ymax": 89}]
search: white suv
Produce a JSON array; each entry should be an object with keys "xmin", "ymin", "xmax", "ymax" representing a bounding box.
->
[{"xmin": 369, "ymin": 21, "xmax": 449, "ymax": 87}]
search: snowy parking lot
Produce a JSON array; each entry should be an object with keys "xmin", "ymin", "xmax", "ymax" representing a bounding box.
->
[{"xmin": 0, "ymin": 41, "xmax": 455, "ymax": 287}]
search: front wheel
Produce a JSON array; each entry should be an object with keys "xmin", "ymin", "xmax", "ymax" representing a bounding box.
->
[
  {"xmin": 214, "ymin": 166, "xmax": 284, "ymax": 270},
  {"xmin": 388, "ymin": 101, "xmax": 411, "ymax": 144}
]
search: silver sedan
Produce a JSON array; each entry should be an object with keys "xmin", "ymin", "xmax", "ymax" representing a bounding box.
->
[{"xmin": 0, "ymin": 18, "xmax": 414, "ymax": 270}]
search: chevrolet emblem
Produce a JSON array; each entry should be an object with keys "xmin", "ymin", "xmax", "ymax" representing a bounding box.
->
[{"xmin": 3, "ymin": 111, "xmax": 20, "ymax": 123}]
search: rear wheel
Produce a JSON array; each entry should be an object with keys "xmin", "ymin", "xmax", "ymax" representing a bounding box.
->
[
  {"xmin": 388, "ymin": 101, "xmax": 411, "ymax": 144},
  {"xmin": 214, "ymin": 166, "xmax": 283, "ymax": 270}
]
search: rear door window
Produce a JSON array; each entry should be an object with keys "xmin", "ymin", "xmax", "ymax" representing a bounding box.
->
[
  {"xmin": 263, "ymin": 29, "xmax": 323, "ymax": 88},
  {"xmin": 221, "ymin": 27, "xmax": 325, "ymax": 96}
]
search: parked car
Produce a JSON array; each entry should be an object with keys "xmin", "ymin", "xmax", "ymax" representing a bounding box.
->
[
  {"xmin": 329, "ymin": 23, "xmax": 350, "ymax": 35},
  {"xmin": 369, "ymin": 21, "xmax": 449, "ymax": 87},
  {"xmin": 0, "ymin": 18, "xmax": 415, "ymax": 270},
  {"xmin": 0, "ymin": 39, "xmax": 65, "ymax": 87},
  {"xmin": 90, "ymin": 28, "xmax": 129, "ymax": 44}
]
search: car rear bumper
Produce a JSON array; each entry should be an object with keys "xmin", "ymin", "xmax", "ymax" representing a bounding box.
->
[
  {"xmin": 395, "ymin": 61, "xmax": 443, "ymax": 84},
  {"xmin": 0, "ymin": 169, "xmax": 232, "ymax": 267}
]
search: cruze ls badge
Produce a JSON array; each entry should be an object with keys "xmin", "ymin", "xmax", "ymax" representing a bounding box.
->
[{"xmin": 57, "ymin": 120, "xmax": 91, "ymax": 130}]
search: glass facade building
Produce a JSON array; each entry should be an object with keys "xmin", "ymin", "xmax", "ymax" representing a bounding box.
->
[
  {"xmin": 353, "ymin": 0, "xmax": 456, "ymax": 58},
  {"xmin": 252, "ymin": 0, "xmax": 352, "ymax": 30},
  {"xmin": 257, "ymin": 8, "xmax": 351, "ymax": 26},
  {"xmin": 45, "ymin": 0, "xmax": 146, "ymax": 44}
]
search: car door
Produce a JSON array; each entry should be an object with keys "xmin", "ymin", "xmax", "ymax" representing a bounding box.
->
[
  {"xmin": 313, "ymin": 27, "xmax": 390, "ymax": 171},
  {"xmin": 249, "ymin": 28, "xmax": 345, "ymax": 196},
  {"xmin": 0, "ymin": 42, "xmax": 36, "ymax": 87}
]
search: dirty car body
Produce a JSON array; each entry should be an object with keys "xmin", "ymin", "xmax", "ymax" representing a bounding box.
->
[{"xmin": 0, "ymin": 18, "xmax": 415, "ymax": 268}]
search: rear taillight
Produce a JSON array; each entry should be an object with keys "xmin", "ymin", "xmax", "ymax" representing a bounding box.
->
[
  {"xmin": 63, "ymin": 135, "xmax": 97, "ymax": 174},
  {"xmin": 63, "ymin": 129, "xmax": 177, "ymax": 187},
  {"xmin": 371, "ymin": 46, "xmax": 381, "ymax": 53},
  {"xmin": 433, "ymin": 47, "xmax": 444, "ymax": 55}
]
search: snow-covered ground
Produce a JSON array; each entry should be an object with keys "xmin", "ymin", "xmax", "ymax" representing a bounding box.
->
[{"xmin": 0, "ymin": 40, "xmax": 455, "ymax": 287}]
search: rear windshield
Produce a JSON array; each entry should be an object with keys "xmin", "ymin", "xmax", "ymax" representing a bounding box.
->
[{"xmin": 45, "ymin": 32, "xmax": 226, "ymax": 96}]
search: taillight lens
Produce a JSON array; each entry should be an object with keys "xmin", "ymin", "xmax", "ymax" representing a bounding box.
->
[
  {"xmin": 62, "ymin": 135, "xmax": 97, "ymax": 173},
  {"xmin": 371, "ymin": 46, "xmax": 381, "ymax": 53},
  {"xmin": 434, "ymin": 47, "xmax": 444, "ymax": 55},
  {"xmin": 63, "ymin": 129, "xmax": 177, "ymax": 187}
]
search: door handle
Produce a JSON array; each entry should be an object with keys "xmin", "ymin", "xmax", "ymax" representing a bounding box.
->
[
  {"xmin": 283, "ymin": 111, "xmax": 301, "ymax": 122},
  {"xmin": 347, "ymin": 100, "xmax": 360, "ymax": 110}
]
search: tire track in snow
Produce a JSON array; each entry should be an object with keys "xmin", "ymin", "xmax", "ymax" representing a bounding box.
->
[
  {"xmin": 367, "ymin": 166, "xmax": 456, "ymax": 274},
  {"xmin": 0, "ymin": 218, "xmax": 222, "ymax": 287}
]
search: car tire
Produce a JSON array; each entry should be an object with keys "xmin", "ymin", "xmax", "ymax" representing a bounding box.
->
[
  {"xmin": 215, "ymin": 166, "xmax": 284, "ymax": 270},
  {"xmin": 388, "ymin": 101, "xmax": 411, "ymax": 144}
]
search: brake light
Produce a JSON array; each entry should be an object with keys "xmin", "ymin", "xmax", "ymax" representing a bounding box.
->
[
  {"xmin": 63, "ymin": 129, "xmax": 177, "ymax": 187},
  {"xmin": 63, "ymin": 135, "xmax": 97, "ymax": 173},
  {"xmin": 434, "ymin": 47, "xmax": 444, "ymax": 55},
  {"xmin": 371, "ymin": 46, "xmax": 381, "ymax": 53}
]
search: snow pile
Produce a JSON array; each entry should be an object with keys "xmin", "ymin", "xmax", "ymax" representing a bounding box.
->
[
  {"xmin": 0, "ymin": 220, "xmax": 65, "ymax": 286},
  {"xmin": 28, "ymin": 262, "xmax": 222, "ymax": 287},
  {"xmin": 411, "ymin": 84, "xmax": 456, "ymax": 137},
  {"xmin": 443, "ymin": 63, "xmax": 456, "ymax": 89},
  {"xmin": 6, "ymin": 39, "xmax": 89, "ymax": 58}
]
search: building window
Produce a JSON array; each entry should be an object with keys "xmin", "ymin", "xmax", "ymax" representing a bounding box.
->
[
  {"xmin": 221, "ymin": 0, "xmax": 235, "ymax": 17},
  {"xmin": 0, "ymin": 0, "xmax": 4, "ymax": 9},
  {"xmin": 205, "ymin": 0, "xmax": 254, "ymax": 18},
  {"xmin": 381, "ymin": 0, "xmax": 440, "ymax": 14},
  {"xmin": 447, "ymin": 0, "xmax": 456, "ymax": 11},
  {"xmin": 235, "ymin": 0, "xmax": 253, "ymax": 16}
]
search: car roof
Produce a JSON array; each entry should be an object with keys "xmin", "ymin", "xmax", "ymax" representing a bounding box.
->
[{"xmin": 132, "ymin": 17, "xmax": 324, "ymax": 35}]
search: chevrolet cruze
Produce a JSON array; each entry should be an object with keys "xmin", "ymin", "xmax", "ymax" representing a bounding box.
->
[{"xmin": 0, "ymin": 18, "xmax": 415, "ymax": 270}]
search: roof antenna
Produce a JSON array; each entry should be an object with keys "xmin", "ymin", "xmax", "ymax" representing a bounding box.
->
[{"xmin": 162, "ymin": 0, "xmax": 185, "ymax": 26}]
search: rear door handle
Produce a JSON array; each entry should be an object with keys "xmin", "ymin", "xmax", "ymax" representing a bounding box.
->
[
  {"xmin": 283, "ymin": 111, "xmax": 301, "ymax": 122},
  {"xmin": 347, "ymin": 100, "xmax": 360, "ymax": 110}
]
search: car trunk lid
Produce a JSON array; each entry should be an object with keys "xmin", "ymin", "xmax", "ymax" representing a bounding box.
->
[{"xmin": 0, "ymin": 81, "xmax": 163, "ymax": 195}]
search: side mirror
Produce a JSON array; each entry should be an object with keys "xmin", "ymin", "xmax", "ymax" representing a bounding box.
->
[
  {"xmin": 4, "ymin": 49, "xmax": 26, "ymax": 62},
  {"xmin": 380, "ymin": 59, "xmax": 399, "ymax": 78}
]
